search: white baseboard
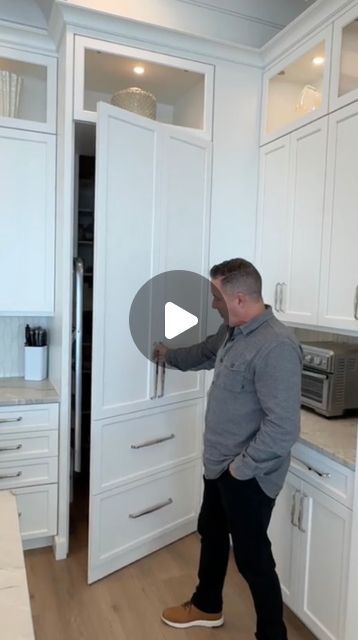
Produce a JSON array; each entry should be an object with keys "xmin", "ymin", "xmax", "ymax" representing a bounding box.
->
[{"xmin": 23, "ymin": 536, "xmax": 53, "ymax": 551}]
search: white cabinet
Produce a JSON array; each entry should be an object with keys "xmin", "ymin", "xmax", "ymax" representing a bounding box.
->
[
  {"xmin": 269, "ymin": 446, "xmax": 353, "ymax": 640},
  {"xmin": 330, "ymin": 4, "xmax": 358, "ymax": 111},
  {"xmin": 319, "ymin": 102, "xmax": 358, "ymax": 331},
  {"xmin": 74, "ymin": 35, "xmax": 213, "ymax": 136},
  {"xmin": 0, "ymin": 403, "xmax": 59, "ymax": 546},
  {"xmin": 0, "ymin": 46, "xmax": 57, "ymax": 133},
  {"xmin": 256, "ymin": 118, "xmax": 327, "ymax": 324},
  {"xmin": 261, "ymin": 27, "xmax": 332, "ymax": 144},
  {"xmin": 88, "ymin": 102, "xmax": 211, "ymax": 582},
  {"xmin": 0, "ymin": 128, "xmax": 56, "ymax": 315}
]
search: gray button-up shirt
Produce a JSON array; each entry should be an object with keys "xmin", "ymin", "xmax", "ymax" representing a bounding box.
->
[{"xmin": 166, "ymin": 307, "xmax": 302, "ymax": 498}]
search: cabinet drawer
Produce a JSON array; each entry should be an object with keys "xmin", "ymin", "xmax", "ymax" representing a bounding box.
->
[
  {"xmin": 291, "ymin": 442, "xmax": 354, "ymax": 507},
  {"xmin": 0, "ymin": 430, "xmax": 58, "ymax": 461},
  {"xmin": 91, "ymin": 462, "xmax": 201, "ymax": 568},
  {"xmin": 0, "ymin": 457, "xmax": 57, "ymax": 489},
  {"xmin": 92, "ymin": 401, "xmax": 203, "ymax": 493},
  {"xmin": 12, "ymin": 484, "xmax": 57, "ymax": 540},
  {"xmin": 0, "ymin": 404, "xmax": 58, "ymax": 433}
]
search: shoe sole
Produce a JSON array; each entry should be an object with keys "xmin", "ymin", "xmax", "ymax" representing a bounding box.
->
[{"xmin": 161, "ymin": 615, "xmax": 224, "ymax": 629}]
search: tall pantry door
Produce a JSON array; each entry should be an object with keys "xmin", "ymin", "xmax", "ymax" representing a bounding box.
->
[{"xmin": 88, "ymin": 103, "xmax": 210, "ymax": 583}]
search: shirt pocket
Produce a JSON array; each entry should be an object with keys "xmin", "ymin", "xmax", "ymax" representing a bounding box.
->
[{"xmin": 217, "ymin": 359, "xmax": 254, "ymax": 393}]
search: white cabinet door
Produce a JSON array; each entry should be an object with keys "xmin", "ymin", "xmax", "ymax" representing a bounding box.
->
[
  {"xmin": 256, "ymin": 137, "xmax": 290, "ymax": 316},
  {"xmin": 0, "ymin": 129, "xmax": 55, "ymax": 314},
  {"xmin": 88, "ymin": 103, "xmax": 209, "ymax": 583},
  {"xmin": 269, "ymin": 471, "xmax": 301, "ymax": 613},
  {"xmin": 157, "ymin": 130, "xmax": 211, "ymax": 403},
  {"xmin": 91, "ymin": 103, "xmax": 162, "ymax": 421},
  {"xmin": 319, "ymin": 103, "xmax": 358, "ymax": 331},
  {"xmin": 298, "ymin": 481, "xmax": 352, "ymax": 640},
  {"xmin": 282, "ymin": 120, "xmax": 327, "ymax": 324}
]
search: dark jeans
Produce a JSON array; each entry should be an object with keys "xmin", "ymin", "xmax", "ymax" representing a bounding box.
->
[{"xmin": 191, "ymin": 470, "xmax": 287, "ymax": 640}]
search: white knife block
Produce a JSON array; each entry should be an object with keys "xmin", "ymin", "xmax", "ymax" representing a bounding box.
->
[{"xmin": 24, "ymin": 346, "xmax": 48, "ymax": 381}]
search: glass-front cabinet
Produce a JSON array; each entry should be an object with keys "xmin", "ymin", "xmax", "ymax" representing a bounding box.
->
[
  {"xmin": 0, "ymin": 46, "xmax": 56, "ymax": 133},
  {"xmin": 73, "ymin": 36, "xmax": 213, "ymax": 137},
  {"xmin": 261, "ymin": 28, "xmax": 332, "ymax": 144},
  {"xmin": 331, "ymin": 5, "xmax": 358, "ymax": 111}
]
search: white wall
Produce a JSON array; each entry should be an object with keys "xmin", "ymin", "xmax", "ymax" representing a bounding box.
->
[{"xmin": 210, "ymin": 61, "xmax": 261, "ymax": 267}]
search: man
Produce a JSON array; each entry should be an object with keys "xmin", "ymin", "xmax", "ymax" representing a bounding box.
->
[{"xmin": 155, "ymin": 258, "xmax": 302, "ymax": 640}]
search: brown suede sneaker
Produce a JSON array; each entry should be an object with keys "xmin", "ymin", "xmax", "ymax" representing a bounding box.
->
[{"xmin": 161, "ymin": 600, "xmax": 224, "ymax": 628}]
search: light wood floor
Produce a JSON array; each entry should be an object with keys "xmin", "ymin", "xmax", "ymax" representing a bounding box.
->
[{"xmin": 25, "ymin": 488, "xmax": 316, "ymax": 640}]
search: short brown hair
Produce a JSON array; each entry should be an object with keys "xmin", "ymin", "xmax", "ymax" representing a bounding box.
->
[{"xmin": 210, "ymin": 258, "xmax": 262, "ymax": 301}]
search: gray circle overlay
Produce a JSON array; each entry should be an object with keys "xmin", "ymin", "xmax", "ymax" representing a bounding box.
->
[{"xmin": 129, "ymin": 270, "xmax": 226, "ymax": 364}]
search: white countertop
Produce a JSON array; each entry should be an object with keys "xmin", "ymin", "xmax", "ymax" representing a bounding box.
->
[
  {"xmin": 0, "ymin": 377, "xmax": 59, "ymax": 406},
  {"xmin": 0, "ymin": 491, "xmax": 35, "ymax": 640},
  {"xmin": 300, "ymin": 408, "xmax": 357, "ymax": 470}
]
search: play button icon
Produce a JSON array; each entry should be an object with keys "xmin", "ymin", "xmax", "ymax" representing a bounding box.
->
[
  {"xmin": 129, "ymin": 269, "xmax": 225, "ymax": 364},
  {"xmin": 165, "ymin": 302, "xmax": 198, "ymax": 339}
]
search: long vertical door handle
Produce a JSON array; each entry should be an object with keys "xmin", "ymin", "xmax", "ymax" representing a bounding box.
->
[
  {"xmin": 157, "ymin": 362, "xmax": 166, "ymax": 398},
  {"xmin": 151, "ymin": 359, "xmax": 159, "ymax": 399},
  {"xmin": 274, "ymin": 282, "xmax": 280, "ymax": 312},
  {"xmin": 354, "ymin": 285, "xmax": 358, "ymax": 320},
  {"xmin": 290, "ymin": 490, "xmax": 299, "ymax": 527},
  {"xmin": 298, "ymin": 493, "xmax": 308, "ymax": 532},
  {"xmin": 74, "ymin": 257, "xmax": 84, "ymax": 473},
  {"xmin": 279, "ymin": 282, "xmax": 286, "ymax": 313}
]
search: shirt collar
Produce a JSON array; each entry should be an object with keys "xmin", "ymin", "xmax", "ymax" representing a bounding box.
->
[{"xmin": 232, "ymin": 305, "xmax": 273, "ymax": 337}]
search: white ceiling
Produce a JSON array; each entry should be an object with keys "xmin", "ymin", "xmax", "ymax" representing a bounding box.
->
[{"xmin": 1, "ymin": 0, "xmax": 318, "ymax": 47}]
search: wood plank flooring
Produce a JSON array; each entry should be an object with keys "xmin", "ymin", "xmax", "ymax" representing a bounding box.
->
[{"xmin": 25, "ymin": 492, "xmax": 317, "ymax": 640}]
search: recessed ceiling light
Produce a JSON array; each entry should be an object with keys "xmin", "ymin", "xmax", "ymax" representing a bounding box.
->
[
  {"xmin": 134, "ymin": 65, "xmax": 145, "ymax": 75},
  {"xmin": 312, "ymin": 56, "xmax": 325, "ymax": 66}
]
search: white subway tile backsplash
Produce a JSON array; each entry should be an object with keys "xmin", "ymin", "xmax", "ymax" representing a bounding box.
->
[{"xmin": 0, "ymin": 317, "xmax": 50, "ymax": 377}]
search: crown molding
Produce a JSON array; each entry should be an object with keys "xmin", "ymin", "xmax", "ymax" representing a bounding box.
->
[
  {"xmin": 0, "ymin": 20, "xmax": 56, "ymax": 54},
  {"xmin": 55, "ymin": 2, "xmax": 262, "ymax": 67},
  {"xmin": 262, "ymin": 0, "xmax": 355, "ymax": 68},
  {"xmin": 174, "ymin": 0, "xmax": 284, "ymax": 30}
]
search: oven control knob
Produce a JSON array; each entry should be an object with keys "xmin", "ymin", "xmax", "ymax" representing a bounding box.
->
[
  {"xmin": 304, "ymin": 354, "xmax": 313, "ymax": 363},
  {"xmin": 314, "ymin": 356, "xmax": 322, "ymax": 365}
]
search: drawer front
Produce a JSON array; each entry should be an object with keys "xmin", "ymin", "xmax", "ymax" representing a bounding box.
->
[
  {"xmin": 291, "ymin": 442, "xmax": 354, "ymax": 507},
  {"xmin": 0, "ymin": 404, "xmax": 58, "ymax": 434},
  {"xmin": 12, "ymin": 484, "xmax": 57, "ymax": 539},
  {"xmin": 0, "ymin": 457, "xmax": 58, "ymax": 489},
  {"xmin": 92, "ymin": 401, "xmax": 203, "ymax": 493},
  {"xmin": 91, "ymin": 462, "xmax": 201, "ymax": 567},
  {"xmin": 0, "ymin": 430, "xmax": 58, "ymax": 461}
]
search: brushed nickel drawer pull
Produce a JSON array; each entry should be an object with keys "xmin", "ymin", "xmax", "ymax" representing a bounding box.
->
[
  {"xmin": 0, "ymin": 417, "xmax": 23, "ymax": 424},
  {"xmin": 131, "ymin": 434, "xmax": 175, "ymax": 449},
  {"xmin": 0, "ymin": 444, "xmax": 22, "ymax": 452},
  {"xmin": 307, "ymin": 464, "xmax": 331, "ymax": 478},
  {"xmin": 129, "ymin": 497, "xmax": 173, "ymax": 519},
  {"xmin": 0, "ymin": 471, "xmax": 22, "ymax": 479}
]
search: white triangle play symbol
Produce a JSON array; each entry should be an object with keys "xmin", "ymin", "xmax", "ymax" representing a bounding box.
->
[{"xmin": 165, "ymin": 302, "xmax": 198, "ymax": 339}]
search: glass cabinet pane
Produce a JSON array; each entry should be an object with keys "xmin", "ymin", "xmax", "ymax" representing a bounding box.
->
[
  {"xmin": 82, "ymin": 48, "xmax": 206, "ymax": 130},
  {"xmin": 266, "ymin": 41, "xmax": 326, "ymax": 135},
  {"xmin": 0, "ymin": 57, "xmax": 47, "ymax": 124},
  {"xmin": 338, "ymin": 19, "xmax": 358, "ymax": 97}
]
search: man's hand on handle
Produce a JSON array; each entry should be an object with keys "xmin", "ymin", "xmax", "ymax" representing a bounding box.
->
[{"xmin": 153, "ymin": 342, "xmax": 169, "ymax": 363}]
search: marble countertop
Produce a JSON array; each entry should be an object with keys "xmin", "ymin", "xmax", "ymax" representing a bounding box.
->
[
  {"xmin": 299, "ymin": 408, "xmax": 357, "ymax": 470},
  {"xmin": 0, "ymin": 491, "xmax": 35, "ymax": 639},
  {"xmin": 0, "ymin": 377, "xmax": 59, "ymax": 406}
]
